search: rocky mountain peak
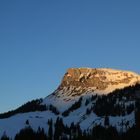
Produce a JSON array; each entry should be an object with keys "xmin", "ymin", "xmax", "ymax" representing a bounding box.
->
[{"xmin": 56, "ymin": 68, "xmax": 140, "ymax": 97}]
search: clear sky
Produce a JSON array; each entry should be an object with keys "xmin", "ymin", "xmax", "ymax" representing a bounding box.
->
[{"xmin": 0, "ymin": 0, "xmax": 140, "ymax": 113}]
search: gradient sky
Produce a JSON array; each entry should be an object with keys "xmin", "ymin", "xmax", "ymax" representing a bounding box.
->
[{"xmin": 0, "ymin": 0, "xmax": 140, "ymax": 113}]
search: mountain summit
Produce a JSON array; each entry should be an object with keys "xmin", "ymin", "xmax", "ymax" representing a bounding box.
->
[
  {"xmin": 44, "ymin": 68, "xmax": 140, "ymax": 112},
  {"xmin": 56, "ymin": 67, "xmax": 140, "ymax": 96}
]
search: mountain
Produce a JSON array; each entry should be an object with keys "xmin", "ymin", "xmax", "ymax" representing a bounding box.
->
[
  {"xmin": 1, "ymin": 68, "xmax": 140, "ymax": 140},
  {"xmin": 44, "ymin": 68, "xmax": 140, "ymax": 111}
]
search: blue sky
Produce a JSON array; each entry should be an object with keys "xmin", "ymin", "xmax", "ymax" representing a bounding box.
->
[{"xmin": 0, "ymin": 0, "xmax": 140, "ymax": 113}]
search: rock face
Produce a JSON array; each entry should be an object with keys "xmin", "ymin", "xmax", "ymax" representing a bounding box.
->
[
  {"xmin": 56, "ymin": 68, "xmax": 140, "ymax": 97},
  {"xmin": 61, "ymin": 68, "xmax": 107, "ymax": 89}
]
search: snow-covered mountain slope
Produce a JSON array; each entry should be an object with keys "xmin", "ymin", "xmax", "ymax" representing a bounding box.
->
[
  {"xmin": 0, "ymin": 103, "xmax": 135, "ymax": 139},
  {"xmin": 0, "ymin": 68, "xmax": 140, "ymax": 139}
]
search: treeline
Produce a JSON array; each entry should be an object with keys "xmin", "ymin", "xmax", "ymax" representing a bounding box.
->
[
  {"xmin": 0, "ymin": 99, "xmax": 47, "ymax": 119},
  {"xmin": 0, "ymin": 100, "xmax": 60, "ymax": 119},
  {"xmin": 87, "ymin": 95, "xmax": 135, "ymax": 116},
  {"xmin": 85, "ymin": 84, "xmax": 140, "ymax": 116}
]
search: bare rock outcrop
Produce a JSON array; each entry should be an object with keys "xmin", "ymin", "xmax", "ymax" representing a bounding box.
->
[{"xmin": 55, "ymin": 68, "xmax": 140, "ymax": 97}]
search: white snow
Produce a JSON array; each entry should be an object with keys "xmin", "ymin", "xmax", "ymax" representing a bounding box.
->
[{"xmin": 0, "ymin": 111, "xmax": 57, "ymax": 139}]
